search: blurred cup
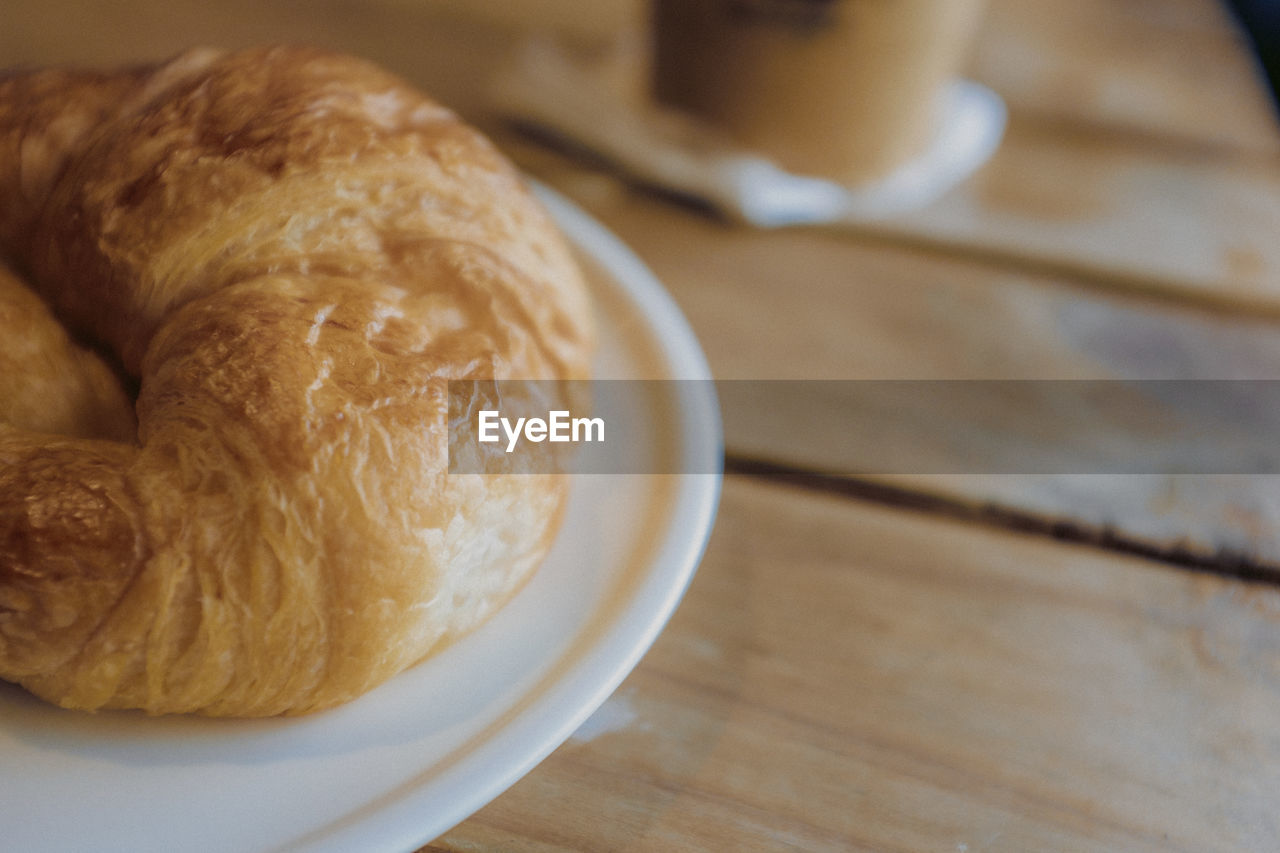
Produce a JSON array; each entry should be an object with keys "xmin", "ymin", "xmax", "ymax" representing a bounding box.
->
[{"xmin": 651, "ymin": 0, "xmax": 986, "ymax": 184}]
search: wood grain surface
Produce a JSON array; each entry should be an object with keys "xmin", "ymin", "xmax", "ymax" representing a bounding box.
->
[
  {"xmin": 438, "ymin": 0, "xmax": 1280, "ymax": 849},
  {"xmin": 431, "ymin": 478, "xmax": 1280, "ymax": 852},
  {"xmin": 499, "ymin": 162, "xmax": 1280, "ymax": 568}
]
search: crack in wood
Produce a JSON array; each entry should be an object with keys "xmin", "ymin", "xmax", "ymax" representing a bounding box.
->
[{"xmin": 725, "ymin": 454, "xmax": 1280, "ymax": 586}]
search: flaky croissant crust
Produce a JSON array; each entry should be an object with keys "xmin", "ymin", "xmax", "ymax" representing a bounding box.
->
[{"xmin": 0, "ymin": 46, "xmax": 593, "ymax": 716}]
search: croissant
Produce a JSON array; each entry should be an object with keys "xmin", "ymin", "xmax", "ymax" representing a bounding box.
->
[{"xmin": 0, "ymin": 46, "xmax": 594, "ymax": 716}]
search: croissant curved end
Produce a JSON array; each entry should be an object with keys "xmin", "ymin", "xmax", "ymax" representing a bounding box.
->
[{"xmin": 0, "ymin": 46, "xmax": 594, "ymax": 716}]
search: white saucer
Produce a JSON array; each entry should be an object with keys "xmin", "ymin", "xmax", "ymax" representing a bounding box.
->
[{"xmin": 0, "ymin": 182, "xmax": 722, "ymax": 853}]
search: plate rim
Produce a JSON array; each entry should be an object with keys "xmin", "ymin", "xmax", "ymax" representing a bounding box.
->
[
  {"xmin": 0, "ymin": 180, "xmax": 722, "ymax": 853},
  {"xmin": 293, "ymin": 180, "xmax": 723, "ymax": 852}
]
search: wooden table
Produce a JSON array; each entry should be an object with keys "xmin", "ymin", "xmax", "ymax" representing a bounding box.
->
[
  {"xmin": 5, "ymin": 0, "xmax": 1280, "ymax": 850},
  {"xmin": 430, "ymin": 3, "xmax": 1280, "ymax": 850}
]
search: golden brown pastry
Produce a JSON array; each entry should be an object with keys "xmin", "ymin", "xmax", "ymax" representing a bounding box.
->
[
  {"xmin": 0, "ymin": 46, "xmax": 593, "ymax": 716},
  {"xmin": 0, "ymin": 263, "xmax": 136, "ymax": 443}
]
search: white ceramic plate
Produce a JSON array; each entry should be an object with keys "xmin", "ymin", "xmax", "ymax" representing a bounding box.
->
[{"xmin": 0, "ymin": 183, "xmax": 722, "ymax": 853}]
